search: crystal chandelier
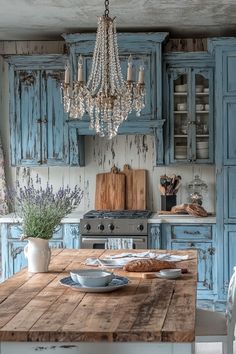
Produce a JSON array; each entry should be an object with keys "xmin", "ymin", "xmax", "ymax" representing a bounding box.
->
[{"xmin": 62, "ymin": 0, "xmax": 146, "ymax": 139}]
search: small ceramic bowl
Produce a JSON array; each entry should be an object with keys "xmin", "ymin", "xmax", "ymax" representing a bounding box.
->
[
  {"xmin": 196, "ymin": 85, "xmax": 204, "ymax": 93},
  {"xmin": 175, "ymin": 84, "xmax": 187, "ymax": 92},
  {"xmin": 177, "ymin": 103, "xmax": 187, "ymax": 111},
  {"xmin": 70, "ymin": 269, "xmax": 114, "ymax": 287},
  {"xmin": 160, "ymin": 268, "xmax": 182, "ymax": 277},
  {"xmin": 196, "ymin": 104, "xmax": 204, "ymax": 111}
]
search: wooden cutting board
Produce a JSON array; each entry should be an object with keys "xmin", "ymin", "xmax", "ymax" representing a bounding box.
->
[
  {"xmin": 95, "ymin": 166, "xmax": 125, "ymax": 210},
  {"xmin": 123, "ymin": 164, "xmax": 147, "ymax": 210}
]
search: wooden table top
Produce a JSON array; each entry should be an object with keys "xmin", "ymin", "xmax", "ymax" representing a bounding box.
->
[{"xmin": 0, "ymin": 249, "xmax": 197, "ymax": 343}]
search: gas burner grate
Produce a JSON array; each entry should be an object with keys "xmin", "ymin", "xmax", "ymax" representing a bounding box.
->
[{"xmin": 84, "ymin": 210, "xmax": 152, "ymax": 219}]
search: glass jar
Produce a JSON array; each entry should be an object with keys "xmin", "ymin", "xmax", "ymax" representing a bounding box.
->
[{"xmin": 187, "ymin": 175, "xmax": 208, "ymax": 205}]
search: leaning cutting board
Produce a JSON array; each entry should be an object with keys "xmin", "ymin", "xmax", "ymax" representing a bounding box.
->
[
  {"xmin": 123, "ymin": 164, "xmax": 147, "ymax": 210},
  {"xmin": 95, "ymin": 166, "xmax": 125, "ymax": 210}
]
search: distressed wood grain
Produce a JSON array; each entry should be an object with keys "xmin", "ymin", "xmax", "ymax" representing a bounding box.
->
[{"xmin": 0, "ymin": 249, "xmax": 197, "ymax": 343}]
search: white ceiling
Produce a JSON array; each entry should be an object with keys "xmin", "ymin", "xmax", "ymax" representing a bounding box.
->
[{"xmin": 1, "ymin": 0, "xmax": 236, "ymax": 40}]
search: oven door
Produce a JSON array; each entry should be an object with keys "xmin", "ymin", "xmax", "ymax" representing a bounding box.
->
[{"xmin": 80, "ymin": 236, "xmax": 147, "ymax": 249}]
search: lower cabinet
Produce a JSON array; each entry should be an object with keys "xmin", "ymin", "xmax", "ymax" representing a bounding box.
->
[
  {"xmin": 223, "ymin": 224, "xmax": 236, "ymax": 297},
  {"xmin": 161, "ymin": 224, "xmax": 216, "ymax": 299},
  {"xmin": 0, "ymin": 222, "xmax": 81, "ymax": 281},
  {"xmin": 148, "ymin": 224, "xmax": 161, "ymax": 249}
]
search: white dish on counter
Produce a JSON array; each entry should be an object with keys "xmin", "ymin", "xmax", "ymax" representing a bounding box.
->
[
  {"xmin": 60, "ymin": 275, "xmax": 129, "ymax": 292},
  {"xmin": 160, "ymin": 268, "xmax": 182, "ymax": 277}
]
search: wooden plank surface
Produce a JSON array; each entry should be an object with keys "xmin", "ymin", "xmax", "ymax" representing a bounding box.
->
[
  {"xmin": 0, "ymin": 249, "xmax": 197, "ymax": 343},
  {"xmin": 95, "ymin": 169, "xmax": 125, "ymax": 210},
  {"xmin": 123, "ymin": 164, "xmax": 147, "ymax": 210}
]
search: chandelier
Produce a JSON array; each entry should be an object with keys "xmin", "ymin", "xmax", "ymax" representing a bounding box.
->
[{"xmin": 62, "ymin": 0, "xmax": 146, "ymax": 139}]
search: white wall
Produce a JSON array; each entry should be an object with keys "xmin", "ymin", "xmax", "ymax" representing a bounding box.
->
[{"xmin": 0, "ymin": 51, "xmax": 215, "ymax": 214}]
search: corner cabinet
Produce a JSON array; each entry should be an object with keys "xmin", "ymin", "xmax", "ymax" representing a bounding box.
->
[
  {"xmin": 63, "ymin": 32, "xmax": 168, "ymax": 165},
  {"xmin": 163, "ymin": 53, "xmax": 214, "ymax": 164},
  {"xmin": 162, "ymin": 223, "xmax": 216, "ymax": 299},
  {"xmin": 7, "ymin": 55, "xmax": 85, "ymax": 167},
  {"xmin": 0, "ymin": 222, "xmax": 81, "ymax": 281}
]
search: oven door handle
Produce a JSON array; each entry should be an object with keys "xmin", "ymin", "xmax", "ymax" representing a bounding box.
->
[
  {"xmin": 82, "ymin": 237, "xmax": 146, "ymax": 243},
  {"xmin": 81, "ymin": 237, "xmax": 108, "ymax": 244}
]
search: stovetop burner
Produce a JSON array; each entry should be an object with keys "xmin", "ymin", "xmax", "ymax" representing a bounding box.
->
[{"xmin": 84, "ymin": 210, "xmax": 152, "ymax": 219}]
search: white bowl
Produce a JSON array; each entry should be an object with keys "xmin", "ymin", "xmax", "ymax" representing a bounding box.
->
[
  {"xmin": 196, "ymin": 104, "xmax": 204, "ymax": 111},
  {"xmin": 160, "ymin": 268, "xmax": 182, "ymax": 277},
  {"xmin": 205, "ymin": 104, "xmax": 209, "ymax": 110},
  {"xmin": 70, "ymin": 269, "xmax": 114, "ymax": 287},
  {"xmin": 177, "ymin": 103, "xmax": 187, "ymax": 111},
  {"xmin": 175, "ymin": 84, "xmax": 187, "ymax": 92},
  {"xmin": 203, "ymin": 88, "xmax": 209, "ymax": 93},
  {"xmin": 196, "ymin": 85, "xmax": 204, "ymax": 93}
]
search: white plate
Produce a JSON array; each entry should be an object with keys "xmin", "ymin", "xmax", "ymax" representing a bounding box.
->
[
  {"xmin": 60, "ymin": 275, "xmax": 129, "ymax": 293},
  {"xmin": 156, "ymin": 272, "xmax": 182, "ymax": 279}
]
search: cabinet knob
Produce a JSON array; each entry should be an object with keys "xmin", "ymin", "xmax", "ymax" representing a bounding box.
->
[
  {"xmin": 188, "ymin": 242, "xmax": 195, "ymax": 247},
  {"xmin": 37, "ymin": 160, "xmax": 42, "ymax": 164}
]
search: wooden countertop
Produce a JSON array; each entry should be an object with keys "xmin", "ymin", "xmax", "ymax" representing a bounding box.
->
[{"xmin": 0, "ymin": 249, "xmax": 197, "ymax": 343}]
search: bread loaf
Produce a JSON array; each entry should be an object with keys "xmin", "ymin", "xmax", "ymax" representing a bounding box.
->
[
  {"xmin": 171, "ymin": 203, "xmax": 188, "ymax": 214},
  {"xmin": 123, "ymin": 259, "xmax": 175, "ymax": 272},
  {"xmin": 186, "ymin": 203, "xmax": 208, "ymax": 217}
]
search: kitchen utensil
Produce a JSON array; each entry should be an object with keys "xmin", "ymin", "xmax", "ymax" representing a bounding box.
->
[
  {"xmin": 123, "ymin": 164, "xmax": 147, "ymax": 210},
  {"xmin": 95, "ymin": 165, "xmax": 125, "ymax": 210}
]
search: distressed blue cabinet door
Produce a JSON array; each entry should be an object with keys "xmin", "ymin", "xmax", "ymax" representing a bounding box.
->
[
  {"xmin": 63, "ymin": 224, "xmax": 80, "ymax": 248},
  {"xmin": 164, "ymin": 53, "xmax": 214, "ymax": 165},
  {"xmin": 224, "ymin": 166, "xmax": 236, "ymax": 222},
  {"xmin": 148, "ymin": 224, "xmax": 161, "ymax": 249},
  {"xmin": 223, "ymin": 98, "xmax": 236, "ymax": 164},
  {"xmin": 41, "ymin": 69, "xmax": 69, "ymax": 165},
  {"xmin": 8, "ymin": 55, "xmax": 85, "ymax": 167},
  {"xmin": 10, "ymin": 70, "xmax": 41, "ymax": 165},
  {"xmin": 171, "ymin": 241, "xmax": 215, "ymax": 295},
  {"xmin": 223, "ymin": 225, "xmax": 236, "ymax": 298}
]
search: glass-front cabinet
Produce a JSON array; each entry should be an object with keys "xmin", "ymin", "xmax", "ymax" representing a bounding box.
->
[{"xmin": 164, "ymin": 54, "xmax": 214, "ymax": 164}]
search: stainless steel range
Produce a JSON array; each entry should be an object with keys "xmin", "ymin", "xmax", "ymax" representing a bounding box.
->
[{"xmin": 80, "ymin": 210, "xmax": 152, "ymax": 249}]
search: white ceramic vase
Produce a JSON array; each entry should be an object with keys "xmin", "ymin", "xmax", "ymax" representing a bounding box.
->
[{"xmin": 24, "ymin": 237, "xmax": 51, "ymax": 273}]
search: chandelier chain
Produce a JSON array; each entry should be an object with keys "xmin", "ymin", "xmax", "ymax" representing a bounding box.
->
[{"xmin": 104, "ymin": 0, "xmax": 109, "ymax": 17}]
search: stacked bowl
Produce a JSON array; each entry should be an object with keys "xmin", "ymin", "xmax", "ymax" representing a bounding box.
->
[{"xmin": 196, "ymin": 141, "xmax": 209, "ymax": 159}]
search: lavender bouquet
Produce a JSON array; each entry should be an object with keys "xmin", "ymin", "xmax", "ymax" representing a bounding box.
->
[{"xmin": 12, "ymin": 178, "xmax": 83, "ymax": 240}]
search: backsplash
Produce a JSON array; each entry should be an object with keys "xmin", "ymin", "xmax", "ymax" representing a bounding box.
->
[{"xmin": 7, "ymin": 135, "xmax": 215, "ymax": 213}]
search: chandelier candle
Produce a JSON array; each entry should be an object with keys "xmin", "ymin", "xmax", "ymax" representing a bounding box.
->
[{"xmin": 62, "ymin": 0, "xmax": 146, "ymax": 139}]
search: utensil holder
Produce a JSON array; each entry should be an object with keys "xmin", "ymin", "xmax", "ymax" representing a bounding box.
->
[{"xmin": 161, "ymin": 195, "xmax": 176, "ymax": 211}]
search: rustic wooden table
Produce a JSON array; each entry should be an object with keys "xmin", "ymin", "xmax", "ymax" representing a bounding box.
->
[{"xmin": 0, "ymin": 249, "xmax": 197, "ymax": 354}]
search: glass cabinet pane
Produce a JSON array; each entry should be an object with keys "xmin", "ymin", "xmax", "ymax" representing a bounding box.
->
[
  {"xmin": 173, "ymin": 74, "xmax": 188, "ymax": 160},
  {"xmin": 195, "ymin": 73, "xmax": 209, "ymax": 160}
]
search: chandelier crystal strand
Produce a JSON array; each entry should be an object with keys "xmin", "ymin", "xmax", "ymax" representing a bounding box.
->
[{"xmin": 62, "ymin": 0, "xmax": 146, "ymax": 139}]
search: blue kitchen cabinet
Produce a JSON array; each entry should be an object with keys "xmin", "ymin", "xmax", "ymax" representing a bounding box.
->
[
  {"xmin": 223, "ymin": 225, "xmax": 236, "ymax": 298},
  {"xmin": 8, "ymin": 55, "xmax": 85, "ymax": 167},
  {"xmin": 224, "ymin": 166, "xmax": 236, "ymax": 222},
  {"xmin": 163, "ymin": 53, "xmax": 214, "ymax": 164},
  {"xmin": 162, "ymin": 224, "xmax": 216, "ymax": 299},
  {"xmin": 0, "ymin": 222, "xmax": 80, "ymax": 281},
  {"xmin": 148, "ymin": 224, "xmax": 161, "ymax": 249},
  {"xmin": 63, "ymin": 32, "xmax": 168, "ymax": 165},
  {"xmin": 223, "ymin": 98, "xmax": 236, "ymax": 164}
]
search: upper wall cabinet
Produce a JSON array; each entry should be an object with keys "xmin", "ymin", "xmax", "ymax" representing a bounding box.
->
[
  {"xmin": 209, "ymin": 39, "xmax": 236, "ymax": 166},
  {"xmin": 163, "ymin": 53, "xmax": 214, "ymax": 164},
  {"xmin": 63, "ymin": 32, "xmax": 168, "ymax": 165},
  {"xmin": 7, "ymin": 55, "xmax": 85, "ymax": 167}
]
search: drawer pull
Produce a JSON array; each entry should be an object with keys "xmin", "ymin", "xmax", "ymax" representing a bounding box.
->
[
  {"xmin": 188, "ymin": 242, "xmax": 195, "ymax": 247},
  {"xmin": 184, "ymin": 230, "xmax": 200, "ymax": 235}
]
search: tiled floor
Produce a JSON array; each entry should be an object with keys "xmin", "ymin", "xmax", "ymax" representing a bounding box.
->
[{"xmin": 196, "ymin": 342, "xmax": 235, "ymax": 353}]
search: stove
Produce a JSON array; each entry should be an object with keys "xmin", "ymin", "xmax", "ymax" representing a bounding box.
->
[{"xmin": 80, "ymin": 210, "xmax": 152, "ymax": 249}]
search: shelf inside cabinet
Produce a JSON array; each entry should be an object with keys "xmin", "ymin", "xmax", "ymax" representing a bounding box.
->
[
  {"xmin": 174, "ymin": 92, "xmax": 187, "ymax": 96},
  {"xmin": 174, "ymin": 135, "xmax": 188, "ymax": 138},
  {"xmin": 174, "ymin": 111, "xmax": 188, "ymax": 114}
]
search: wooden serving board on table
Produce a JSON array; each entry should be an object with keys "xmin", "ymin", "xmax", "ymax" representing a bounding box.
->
[
  {"xmin": 95, "ymin": 166, "xmax": 125, "ymax": 210},
  {"xmin": 123, "ymin": 164, "xmax": 147, "ymax": 210}
]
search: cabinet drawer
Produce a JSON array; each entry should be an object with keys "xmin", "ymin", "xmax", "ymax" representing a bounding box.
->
[{"xmin": 171, "ymin": 225, "xmax": 212, "ymax": 241}]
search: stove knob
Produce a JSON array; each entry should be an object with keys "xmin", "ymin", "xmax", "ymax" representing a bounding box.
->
[
  {"xmin": 98, "ymin": 224, "xmax": 105, "ymax": 231},
  {"xmin": 84, "ymin": 223, "xmax": 91, "ymax": 231},
  {"xmin": 108, "ymin": 223, "xmax": 115, "ymax": 231},
  {"xmin": 137, "ymin": 224, "xmax": 144, "ymax": 231}
]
